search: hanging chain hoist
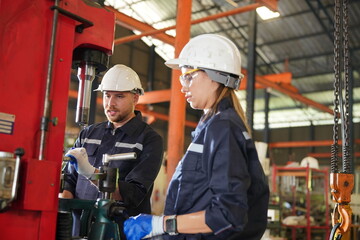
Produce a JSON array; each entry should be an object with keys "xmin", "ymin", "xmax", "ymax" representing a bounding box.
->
[{"xmin": 329, "ymin": 0, "xmax": 354, "ymax": 239}]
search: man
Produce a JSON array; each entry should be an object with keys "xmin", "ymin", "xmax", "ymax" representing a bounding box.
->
[{"xmin": 60, "ymin": 64, "xmax": 164, "ymax": 236}]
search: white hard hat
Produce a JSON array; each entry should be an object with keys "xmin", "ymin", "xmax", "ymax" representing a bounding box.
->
[
  {"xmin": 300, "ymin": 156, "xmax": 319, "ymax": 169},
  {"xmin": 95, "ymin": 64, "xmax": 144, "ymax": 95},
  {"xmin": 165, "ymin": 34, "xmax": 242, "ymax": 77}
]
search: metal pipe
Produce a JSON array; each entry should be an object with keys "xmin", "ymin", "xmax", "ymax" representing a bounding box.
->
[
  {"xmin": 75, "ymin": 64, "xmax": 96, "ymax": 125},
  {"xmin": 38, "ymin": 0, "xmax": 59, "ymax": 160},
  {"xmin": 88, "ymin": 76, "xmax": 98, "ymax": 125}
]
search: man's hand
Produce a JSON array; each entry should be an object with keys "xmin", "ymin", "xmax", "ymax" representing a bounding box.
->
[
  {"xmin": 65, "ymin": 147, "xmax": 95, "ymax": 178},
  {"xmin": 123, "ymin": 214, "xmax": 164, "ymax": 240}
]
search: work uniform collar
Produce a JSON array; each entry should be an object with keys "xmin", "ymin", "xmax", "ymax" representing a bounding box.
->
[
  {"xmin": 218, "ymin": 97, "xmax": 232, "ymax": 112},
  {"xmin": 106, "ymin": 110, "xmax": 143, "ymax": 136},
  {"xmin": 201, "ymin": 97, "xmax": 232, "ymax": 123},
  {"xmin": 192, "ymin": 97, "xmax": 232, "ymax": 139}
]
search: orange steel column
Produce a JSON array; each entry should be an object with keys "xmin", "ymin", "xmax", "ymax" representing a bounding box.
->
[{"xmin": 167, "ymin": 0, "xmax": 192, "ymax": 184}]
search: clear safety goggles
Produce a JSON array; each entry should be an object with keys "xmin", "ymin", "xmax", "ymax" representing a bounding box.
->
[{"xmin": 179, "ymin": 68, "xmax": 203, "ymax": 87}]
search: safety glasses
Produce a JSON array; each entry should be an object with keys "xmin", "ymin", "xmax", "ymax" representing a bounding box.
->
[{"xmin": 179, "ymin": 68, "xmax": 203, "ymax": 87}]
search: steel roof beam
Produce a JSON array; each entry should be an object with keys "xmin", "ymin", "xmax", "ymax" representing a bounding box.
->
[
  {"xmin": 255, "ymin": 75, "xmax": 333, "ymax": 114},
  {"xmin": 305, "ymin": 0, "xmax": 334, "ymax": 42},
  {"xmin": 269, "ymin": 139, "xmax": 360, "ymax": 148},
  {"xmin": 105, "ymin": 6, "xmax": 175, "ymax": 46},
  {"xmin": 309, "ymin": 152, "xmax": 360, "ymax": 159},
  {"xmin": 111, "ymin": 3, "xmax": 263, "ymax": 45}
]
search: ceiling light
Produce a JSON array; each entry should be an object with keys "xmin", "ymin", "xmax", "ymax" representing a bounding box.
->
[
  {"xmin": 225, "ymin": 0, "xmax": 238, "ymax": 8},
  {"xmin": 256, "ymin": 6, "xmax": 280, "ymax": 20}
]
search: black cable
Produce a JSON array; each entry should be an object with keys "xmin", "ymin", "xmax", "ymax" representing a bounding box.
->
[{"xmin": 329, "ymin": 222, "xmax": 342, "ymax": 240}]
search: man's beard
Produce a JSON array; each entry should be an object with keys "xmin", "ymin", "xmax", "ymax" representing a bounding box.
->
[
  {"xmin": 105, "ymin": 107, "xmax": 133, "ymax": 126},
  {"xmin": 109, "ymin": 115, "xmax": 125, "ymax": 124}
]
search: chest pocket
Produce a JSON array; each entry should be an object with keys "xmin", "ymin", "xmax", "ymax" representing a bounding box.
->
[
  {"xmin": 181, "ymin": 152, "xmax": 201, "ymax": 171},
  {"xmin": 83, "ymin": 144, "xmax": 99, "ymax": 167},
  {"xmin": 182, "ymin": 142, "xmax": 203, "ymax": 170},
  {"xmin": 175, "ymin": 144, "xmax": 204, "ymax": 212}
]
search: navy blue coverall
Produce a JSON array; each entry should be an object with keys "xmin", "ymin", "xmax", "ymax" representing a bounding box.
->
[
  {"xmin": 63, "ymin": 111, "xmax": 163, "ymax": 235},
  {"xmin": 164, "ymin": 98, "xmax": 269, "ymax": 240}
]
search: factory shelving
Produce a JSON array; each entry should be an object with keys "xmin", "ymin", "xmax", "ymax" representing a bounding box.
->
[{"xmin": 272, "ymin": 165, "xmax": 330, "ymax": 240}]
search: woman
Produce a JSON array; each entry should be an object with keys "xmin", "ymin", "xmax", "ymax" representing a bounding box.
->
[{"xmin": 124, "ymin": 34, "xmax": 269, "ymax": 240}]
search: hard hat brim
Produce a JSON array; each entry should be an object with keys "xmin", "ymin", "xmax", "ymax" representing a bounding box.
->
[
  {"xmin": 93, "ymin": 86, "xmax": 144, "ymax": 95},
  {"xmin": 165, "ymin": 58, "xmax": 182, "ymax": 70}
]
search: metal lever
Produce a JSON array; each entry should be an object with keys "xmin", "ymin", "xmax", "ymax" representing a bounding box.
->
[
  {"xmin": 102, "ymin": 152, "xmax": 137, "ymax": 165},
  {"xmin": 99, "ymin": 152, "xmax": 137, "ymax": 199}
]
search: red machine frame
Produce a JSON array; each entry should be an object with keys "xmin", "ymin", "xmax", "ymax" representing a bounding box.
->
[{"xmin": 0, "ymin": 0, "xmax": 115, "ymax": 239}]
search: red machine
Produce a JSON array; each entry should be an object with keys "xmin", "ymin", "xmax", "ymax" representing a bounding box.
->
[{"xmin": 0, "ymin": 0, "xmax": 115, "ymax": 239}]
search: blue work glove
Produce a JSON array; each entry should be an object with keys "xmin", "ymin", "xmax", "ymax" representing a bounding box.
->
[
  {"xmin": 65, "ymin": 147, "xmax": 95, "ymax": 178},
  {"xmin": 123, "ymin": 214, "xmax": 164, "ymax": 240}
]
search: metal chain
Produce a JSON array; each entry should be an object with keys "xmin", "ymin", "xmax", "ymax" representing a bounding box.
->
[
  {"xmin": 342, "ymin": 0, "xmax": 351, "ymax": 173},
  {"xmin": 331, "ymin": 0, "xmax": 341, "ymax": 173},
  {"xmin": 331, "ymin": 0, "xmax": 351, "ymax": 174}
]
